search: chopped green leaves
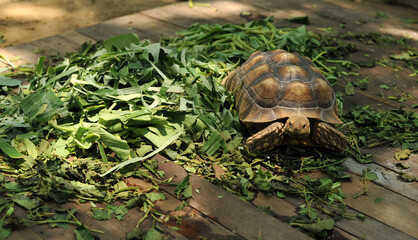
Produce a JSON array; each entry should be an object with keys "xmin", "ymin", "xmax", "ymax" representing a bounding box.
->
[{"xmin": 175, "ymin": 175, "xmax": 193, "ymax": 199}]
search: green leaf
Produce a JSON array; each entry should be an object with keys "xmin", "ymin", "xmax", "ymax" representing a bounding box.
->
[
  {"xmin": 53, "ymin": 138, "xmax": 70, "ymax": 158},
  {"xmin": 92, "ymin": 207, "xmax": 114, "ymax": 220},
  {"xmin": 401, "ymin": 18, "xmax": 418, "ymax": 24},
  {"xmin": 201, "ymin": 131, "xmax": 224, "ymax": 155},
  {"xmin": 20, "ymin": 88, "xmax": 63, "ymax": 122},
  {"xmin": 374, "ymin": 197, "xmax": 382, "ymax": 203},
  {"xmin": 175, "ymin": 175, "xmax": 193, "ymax": 199},
  {"xmin": 390, "ymin": 52, "xmax": 412, "ymax": 61},
  {"xmin": 0, "ymin": 75, "xmax": 21, "ymax": 86},
  {"xmin": 394, "ymin": 149, "xmax": 412, "ymax": 160},
  {"xmin": 103, "ymin": 33, "xmax": 140, "ymax": 52},
  {"xmin": 0, "ymin": 140, "xmax": 24, "ymax": 158},
  {"xmin": 277, "ymin": 192, "xmax": 285, "ymax": 198},
  {"xmin": 126, "ymin": 227, "xmax": 143, "ymax": 240},
  {"xmin": 379, "ymin": 84, "xmax": 390, "ymax": 90},
  {"xmin": 0, "ymin": 221, "xmax": 12, "ymax": 240},
  {"xmin": 287, "ymin": 16, "xmax": 310, "ymax": 24},
  {"xmin": 375, "ymin": 12, "xmax": 388, "ymax": 19},
  {"xmin": 100, "ymin": 128, "xmax": 183, "ymax": 176},
  {"xmin": 125, "ymin": 195, "xmax": 146, "ymax": 209},
  {"xmin": 344, "ymin": 82, "xmax": 355, "ymax": 95},
  {"xmin": 89, "ymin": 125, "xmax": 131, "ymax": 160},
  {"xmin": 74, "ymin": 225, "xmax": 95, "ymax": 240},
  {"xmin": 144, "ymin": 228, "xmax": 163, "ymax": 240},
  {"xmin": 364, "ymin": 169, "xmax": 378, "ymax": 181},
  {"xmin": 12, "ymin": 194, "xmax": 40, "ymax": 211},
  {"xmin": 23, "ymin": 138, "xmax": 38, "ymax": 159},
  {"xmin": 291, "ymin": 219, "xmax": 335, "ymax": 235},
  {"xmin": 115, "ymin": 205, "xmax": 129, "ymax": 221},
  {"xmin": 314, "ymin": 178, "xmax": 333, "ymax": 194},
  {"xmin": 145, "ymin": 192, "xmax": 166, "ymax": 202}
]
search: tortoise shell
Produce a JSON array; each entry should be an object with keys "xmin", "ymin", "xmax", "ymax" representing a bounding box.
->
[{"xmin": 224, "ymin": 49, "xmax": 342, "ymax": 125}]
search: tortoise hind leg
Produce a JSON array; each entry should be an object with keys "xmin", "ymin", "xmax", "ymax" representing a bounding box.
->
[
  {"xmin": 311, "ymin": 122, "xmax": 348, "ymax": 152},
  {"xmin": 246, "ymin": 122, "xmax": 285, "ymax": 151}
]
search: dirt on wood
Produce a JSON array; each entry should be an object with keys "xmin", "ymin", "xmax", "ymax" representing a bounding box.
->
[{"xmin": 0, "ymin": 0, "xmax": 181, "ymax": 47}]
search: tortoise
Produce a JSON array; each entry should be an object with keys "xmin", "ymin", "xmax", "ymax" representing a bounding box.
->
[{"xmin": 223, "ymin": 49, "xmax": 348, "ymax": 152}]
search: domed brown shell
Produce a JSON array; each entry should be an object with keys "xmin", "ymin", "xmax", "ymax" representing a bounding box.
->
[{"xmin": 224, "ymin": 49, "xmax": 342, "ymax": 125}]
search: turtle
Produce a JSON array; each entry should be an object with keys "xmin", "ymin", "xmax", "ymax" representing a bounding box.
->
[{"xmin": 223, "ymin": 49, "xmax": 348, "ymax": 152}]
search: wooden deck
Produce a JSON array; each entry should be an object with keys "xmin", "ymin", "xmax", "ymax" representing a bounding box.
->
[{"xmin": 1, "ymin": 0, "xmax": 417, "ymax": 239}]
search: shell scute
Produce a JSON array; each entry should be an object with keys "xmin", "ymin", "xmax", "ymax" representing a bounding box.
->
[
  {"xmin": 280, "ymin": 81, "xmax": 316, "ymax": 108},
  {"xmin": 271, "ymin": 52, "xmax": 301, "ymax": 65},
  {"xmin": 278, "ymin": 66, "xmax": 308, "ymax": 82},
  {"xmin": 249, "ymin": 77, "xmax": 280, "ymax": 108}
]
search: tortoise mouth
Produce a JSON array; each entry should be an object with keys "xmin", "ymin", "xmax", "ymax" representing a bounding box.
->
[{"xmin": 285, "ymin": 129, "xmax": 310, "ymax": 138}]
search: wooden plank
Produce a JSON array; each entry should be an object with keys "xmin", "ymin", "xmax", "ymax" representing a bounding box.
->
[
  {"xmin": 141, "ymin": 2, "xmax": 216, "ymax": 28},
  {"xmin": 57, "ymin": 31, "xmax": 97, "ymax": 46},
  {"xmin": 156, "ymin": 189, "xmax": 245, "ymax": 239},
  {"xmin": 7, "ymin": 228, "xmax": 44, "ymax": 240},
  {"xmin": 141, "ymin": 0, "xmax": 269, "ymax": 30},
  {"xmin": 123, "ymin": 177, "xmax": 242, "ymax": 239},
  {"xmin": 340, "ymin": 172, "xmax": 418, "ymax": 238},
  {"xmin": 253, "ymin": 193, "xmax": 360, "ymax": 240},
  {"xmin": 0, "ymin": 43, "xmax": 44, "ymax": 65},
  {"xmin": 68, "ymin": 201, "xmax": 141, "ymax": 239},
  {"xmin": 76, "ymin": 22, "xmax": 139, "ymax": 42},
  {"xmin": 75, "ymin": 13, "xmax": 181, "ymax": 42},
  {"xmin": 12, "ymin": 203, "xmax": 76, "ymax": 240},
  {"xmin": 154, "ymin": 154, "xmax": 313, "ymax": 240},
  {"xmin": 0, "ymin": 33, "xmax": 90, "ymax": 65},
  {"xmin": 105, "ymin": 13, "xmax": 182, "ymax": 42},
  {"xmin": 26, "ymin": 35, "xmax": 84, "ymax": 57},
  {"xmin": 168, "ymin": 1, "xmax": 261, "ymax": 25},
  {"xmin": 255, "ymin": 192, "xmax": 416, "ymax": 240},
  {"xmin": 364, "ymin": 147, "xmax": 418, "ymax": 176},
  {"xmin": 342, "ymin": 157, "xmax": 418, "ymax": 200}
]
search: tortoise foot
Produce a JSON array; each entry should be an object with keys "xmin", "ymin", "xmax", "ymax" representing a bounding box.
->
[
  {"xmin": 311, "ymin": 122, "xmax": 348, "ymax": 152},
  {"xmin": 246, "ymin": 121, "xmax": 285, "ymax": 152}
]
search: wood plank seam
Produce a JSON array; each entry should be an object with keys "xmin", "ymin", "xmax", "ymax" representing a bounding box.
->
[
  {"xmin": 158, "ymin": 187, "xmax": 248, "ymax": 239},
  {"xmin": 140, "ymin": 12, "xmax": 194, "ymax": 30}
]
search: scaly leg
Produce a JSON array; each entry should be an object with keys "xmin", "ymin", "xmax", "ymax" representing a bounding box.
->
[
  {"xmin": 246, "ymin": 121, "xmax": 285, "ymax": 152},
  {"xmin": 311, "ymin": 122, "xmax": 348, "ymax": 152}
]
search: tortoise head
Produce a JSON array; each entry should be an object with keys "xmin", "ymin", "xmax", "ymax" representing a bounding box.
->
[{"xmin": 285, "ymin": 114, "xmax": 310, "ymax": 137}]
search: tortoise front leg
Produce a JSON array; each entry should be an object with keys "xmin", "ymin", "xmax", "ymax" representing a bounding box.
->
[
  {"xmin": 311, "ymin": 122, "xmax": 348, "ymax": 152},
  {"xmin": 246, "ymin": 122, "xmax": 285, "ymax": 151}
]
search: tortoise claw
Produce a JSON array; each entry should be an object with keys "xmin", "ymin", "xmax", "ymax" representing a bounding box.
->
[{"xmin": 246, "ymin": 121, "xmax": 285, "ymax": 152}]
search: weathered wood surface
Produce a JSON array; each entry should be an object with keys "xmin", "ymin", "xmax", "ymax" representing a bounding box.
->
[
  {"xmin": 155, "ymin": 155, "xmax": 312, "ymax": 240},
  {"xmin": 2, "ymin": 0, "xmax": 417, "ymax": 239}
]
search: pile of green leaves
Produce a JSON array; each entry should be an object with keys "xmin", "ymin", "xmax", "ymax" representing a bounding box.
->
[{"xmin": 0, "ymin": 17, "xmax": 416, "ymax": 239}]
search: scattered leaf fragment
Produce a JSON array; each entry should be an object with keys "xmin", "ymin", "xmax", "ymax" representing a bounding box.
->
[
  {"xmin": 399, "ymin": 172, "xmax": 416, "ymax": 182},
  {"xmin": 287, "ymin": 16, "xmax": 310, "ymax": 24},
  {"xmin": 401, "ymin": 18, "xmax": 418, "ymax": 24},
  {"xmin": 357, "ymin": 214, "xmax": 366, "ymax": 220},
  {"xmin": 291, "ymin": 219, "xmax": 335, "ymax": 235},
  {"xmin": 379, "ymin": 84, "xmax": 390, "ymax": 90},
  {"xmin": 74, "ymin": 225, "xmax": 94, "ymax": 240},
  {"xmin": 345, "ymin": 82, "xmax": 355, "ymax": 95},
  {"xmin": 395, "ymin": 162, "xmax": 409, "ymax": 170},
  {"xmin": 394, "ymin": 149, "xmax": 412, "ymax": 160}
]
